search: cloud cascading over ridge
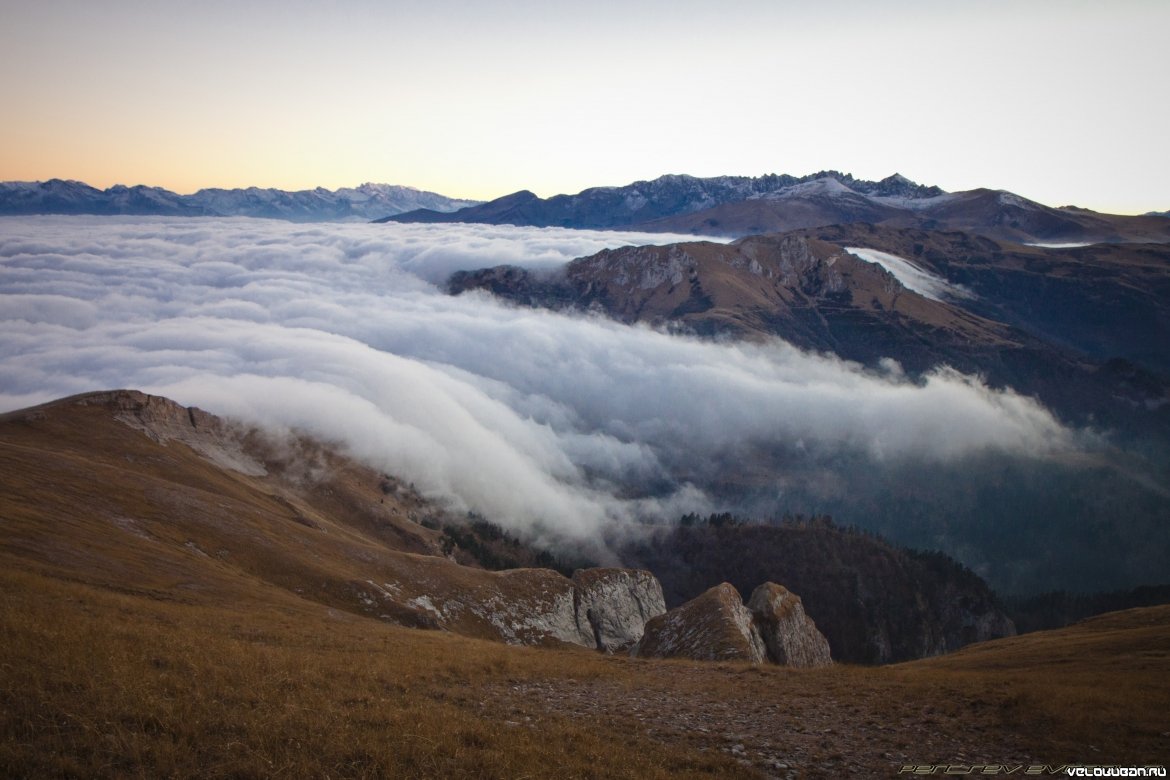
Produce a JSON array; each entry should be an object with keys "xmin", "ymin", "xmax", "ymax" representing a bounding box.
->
[{"xmin": 0, "ymin": 216, "xmax": 1073, "ymax": 546}]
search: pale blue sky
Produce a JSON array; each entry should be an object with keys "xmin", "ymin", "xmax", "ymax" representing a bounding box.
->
[{"xmin": 2, "ymin": 0, "xmax": 1166, "ymax": 212}]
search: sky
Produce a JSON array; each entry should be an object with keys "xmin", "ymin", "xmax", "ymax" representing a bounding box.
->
[{"xmin": 1, "ymin": 0, "xmax": 1167, "ymax": 212}]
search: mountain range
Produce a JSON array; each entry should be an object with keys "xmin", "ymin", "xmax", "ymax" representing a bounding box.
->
[
  {"xmin": 0, "ymin": 179, "xmax": 480, "ymax": 221},
  {"xmin": 4, "ymin": 171, "xmax": 1169, "ymax": 773},
  {"xmin": 386, "ymin": 170, "xmax": 1170, "ymax": 244},
  {"xmin": 9, "ymin": 172, "xmax": 1168, "ymax": 244}
]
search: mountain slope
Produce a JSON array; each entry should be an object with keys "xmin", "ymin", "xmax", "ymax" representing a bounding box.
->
[
  {"xmin": 797, "ymin": 223, "xmax": 1170, "ymax": 377},
  {"xmin": 0, "ymin": 180, "xmax": 203, "ymax": 216},
  {"xmin": 1, "ymin": 389, "xmax": 1026, "ymax": 662},
  {"xmin": 448, "ymin": 225, "xmax": 1170, "ymax": 434},
  {"xmin": 0, "ymin": 390, "xmax": 664, "ymax": 647},
  {"xmin": 2, "ymin": 390, "xmax": 1166, "ymax": 774},
  {"xmin": 643, "ymin": 185, "xmax": 1170, "ymax": 244},
  {"xmin": 0, "ymin": 179, "xmax": 480, "ymax": 221}
]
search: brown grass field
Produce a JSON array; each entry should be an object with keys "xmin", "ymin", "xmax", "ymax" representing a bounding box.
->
[{"xmin": 2, "ymin": 393, "xmax": 1168, "ymax": 778}]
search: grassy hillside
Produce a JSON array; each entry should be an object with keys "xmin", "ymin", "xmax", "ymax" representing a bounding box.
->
[
  {"xmin": 0, "ymin": 564, "xmax": 753, "ymax": 779},
  {"xmin": 2, "ymin": 391, "xmax": 1168, "ymax": 777},
  {"xmin": 4, "ymin": 558, "xmax": 1167, "ymax": 777}
]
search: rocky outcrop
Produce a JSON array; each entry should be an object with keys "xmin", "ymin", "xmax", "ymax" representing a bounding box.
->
[
  {"xmin": 475, "ymin": 567, "xmax": 666, "ymax": 650},
  {"xmin": 634, "ymin": 583, "xmax": 767, "ymax": 663},
  {"xmin": 747, "ymin": 583, "xmax": 832, "ymax": 668},
  {"xmin": 572, "ymin": 568, "xmax": 666, "ymax": 652},
  {"xmin": 470, "ymin": 568, "xmax": 590, "ymax": 647},
  {"xmin": 366, "ymin": 562, "xmax": 667, "ymax": 651},
  {"xmin": 76, "ymin": 389, "xmax": 267, "ymax": 477},
  {"xmin": 634, "ymin": 582, "xmax": 833, "ymax": 666}
]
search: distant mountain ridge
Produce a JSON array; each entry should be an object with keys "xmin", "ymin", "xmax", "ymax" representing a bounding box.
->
[
  {"xmin": 385, "ymin": 171, "xmax": 1170, "ymax": 244},
  {"xmin": 0, "ymin": 179, "xmax": 480, "ymax": 222},
  {"xmin": 380, "ymin": 170, "xmax": 942, "ymax": 229}
]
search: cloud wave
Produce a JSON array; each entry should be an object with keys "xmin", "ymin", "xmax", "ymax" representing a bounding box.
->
[{"xmin": 0, "ymin": 216, "xmax": 1072, "ymax": 546}]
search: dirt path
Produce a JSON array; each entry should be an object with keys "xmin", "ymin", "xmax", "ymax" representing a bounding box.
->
[{"xmin": 478, "ymin": 663, "xmax": 1040, "ymax": 778}]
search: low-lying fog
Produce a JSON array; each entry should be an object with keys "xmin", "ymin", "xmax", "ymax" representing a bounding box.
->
[{"xmin": 2, "ymin": 216, "xmax": 1161, "ymax": 592}]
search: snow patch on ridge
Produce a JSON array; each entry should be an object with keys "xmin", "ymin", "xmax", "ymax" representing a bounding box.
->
[{"xmin": 845, "ymin": 247, "xmax": 973, "ymax": 302}]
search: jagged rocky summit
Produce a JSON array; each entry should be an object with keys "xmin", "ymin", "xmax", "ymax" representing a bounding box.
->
[{"xmin": 634, "ymin": 582, "xmax": 832, "ymax": 667}]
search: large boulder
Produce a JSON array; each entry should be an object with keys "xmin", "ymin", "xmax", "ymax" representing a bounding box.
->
[
  {"xmin": 572, "ymin": 568, "xmax": 666, "ymax": 652},
  {"xmin": 634, "ymin": 583, "xmax": 766, "ymax": 663},
  {"xmin": 747, "ymin": 583, "xmax": 832, "ymax": 668},
  {"xmin": 633, "ymin": 581, "xmax": 834, "ymax": 666}
]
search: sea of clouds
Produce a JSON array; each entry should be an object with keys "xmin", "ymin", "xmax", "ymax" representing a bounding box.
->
[{"xmin": 0, "ymin": 216, "xmax": 1073, "ymax": 549}]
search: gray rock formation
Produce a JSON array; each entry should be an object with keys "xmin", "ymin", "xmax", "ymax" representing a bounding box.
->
[
  {"xmin": 634, "ymin": 583, "xmax": 767, "ymax": 663},
  {"xmin": 80, "ymin": 389, "xmax": 267, "ymax": 476},
  {"xmin": 747, "ymin": 583, "xmax": 832, "ymax": 668},
  {"xmin": 634, "ymin": 581, "xmax": 834, "ymax": 666},
  {"xmin": 572, "ymin": 568, "xmax": 666, "ymax": 652},
  {"xmin": 372, "ymin": 563, "xmax": 667, "ymax": 651},
  {"xmin": 477, "ymin": 568, "xmax": 591, "ymax": 647},
  {"xmin": 465, "ymin": 567, "xmax": 666, "ymax": 650}
]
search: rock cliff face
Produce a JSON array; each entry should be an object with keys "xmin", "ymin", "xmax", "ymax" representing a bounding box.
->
[
  {"xmin": 572, "ymin": 568, "xmax": 666, "ymax": 652},
  {"xmin": 77, "ymin": 390, "xmax": 268, "ymax": 477},
  {"xmin": 747, "ymin": 583, "xmax": 832, "ymax": 668},
  {"xmin": 635, "ymin": 583, "xmax": 766, "ymax": 663},
  {"xmin": 385, "ymin": 565, "xmax": 667, "ymax": 650}
]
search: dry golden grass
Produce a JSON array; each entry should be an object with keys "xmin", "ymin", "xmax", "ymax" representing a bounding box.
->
[
  {"xmin": 0, "ymin": 564, "xmax": 754, "ymax": 779},
  {"xmin": 4, "ymin": 547, "xmax": 1166, "ymax": 778},
  {"xmin": 0, "ymin": 395, "xmax": 755, "ymax": 777},
  {"xmin": 893, "ymin": 606, "xmax": 1170, "ymax": 762}
]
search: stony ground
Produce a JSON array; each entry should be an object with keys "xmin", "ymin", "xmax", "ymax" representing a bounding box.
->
[{"xmin": 477, "ymin": 662, "xmax": 1040, "ymax": 779}]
